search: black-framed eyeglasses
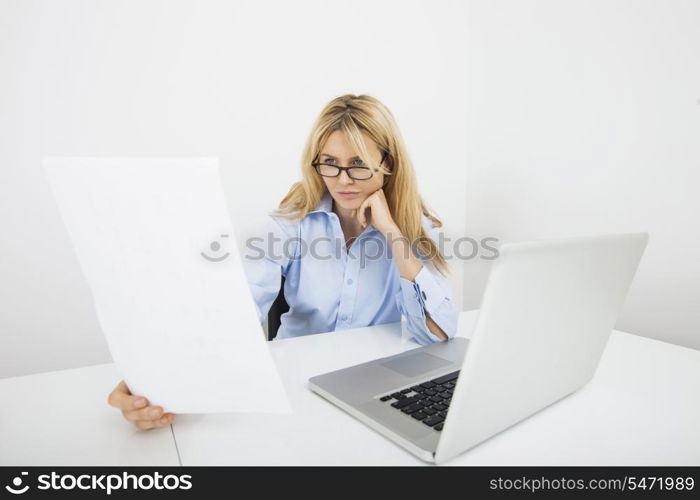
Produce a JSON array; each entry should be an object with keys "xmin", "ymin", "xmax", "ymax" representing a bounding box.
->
[{"xmin": 312, "ymin": 152, "xmax": 388, "ymax": 181}]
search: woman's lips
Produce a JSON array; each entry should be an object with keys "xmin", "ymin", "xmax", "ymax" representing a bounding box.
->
[{"xmin": 337, "ymin": 191, "xmax": 360, "ymax": 199}]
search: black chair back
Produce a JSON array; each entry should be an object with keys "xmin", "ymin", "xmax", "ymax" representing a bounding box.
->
[{"xmin": 267, "ymin": 275, "xmax": 289, "ymax": 340}]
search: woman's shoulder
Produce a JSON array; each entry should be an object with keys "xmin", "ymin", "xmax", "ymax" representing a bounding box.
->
[
  {"xmin": 264, "ymin": 200, "xmax": 336, "ymax": 239},
  {"xmin": 260, "ymin": 212, "xmax": 302, "ymax": 240}
]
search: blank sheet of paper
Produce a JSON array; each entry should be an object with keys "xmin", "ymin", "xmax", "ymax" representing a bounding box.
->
[{"xmin": 43, "ymin": 157, "xmax": 291, "ymax": 414}]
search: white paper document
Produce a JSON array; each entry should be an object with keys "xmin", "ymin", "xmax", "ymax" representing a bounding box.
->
[{"xmin": 43, "ymin": 157, "xmax": 291, "ymax": 414}]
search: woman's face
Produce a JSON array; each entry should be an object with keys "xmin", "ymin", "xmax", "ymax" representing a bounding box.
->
[{"xmin": 317, "ymin": 130, "xmax": 385, "ymax": 212}]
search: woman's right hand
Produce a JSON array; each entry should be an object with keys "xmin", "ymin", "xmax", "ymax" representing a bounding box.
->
[{"xmin": 107, "ymin": 380, "xmax": 176, "ymax": 430}]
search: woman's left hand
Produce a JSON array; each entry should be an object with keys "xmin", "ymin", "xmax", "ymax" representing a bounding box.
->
[{"xmin": 357, "ymin": 188, "xmax": 399, "ymax": 237}]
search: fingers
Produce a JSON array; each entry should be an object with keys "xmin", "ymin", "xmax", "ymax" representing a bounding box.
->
[
  {"xmin": 107, "ymin": 380, "xmax": 148, "ymax": 411},
  {"xmin": 357, "ymin": 198, "xmax": 371, "ymax": 228},
  {"xmin": 122, "ymin": 404, "xmax": 164, "ymax": 422},
  {"xmin": 107, "ymin": 380, "xmax": 176, "ymax": 431},
  {"xmin": 122, "ymin": 403, "xmax": 176, "ymax": 426},
  {"xmin": 122, "ymin": 404, "xmax": 177, "ymax": 430},
  {"xmin": 132, "ymin": 413, "xmax": 176, "ymax": 431}
]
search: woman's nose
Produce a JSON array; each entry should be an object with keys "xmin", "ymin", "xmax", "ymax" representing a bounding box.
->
[{"xmin": 338, "ymin": 170, "xmax": 354, "ymax": 184}]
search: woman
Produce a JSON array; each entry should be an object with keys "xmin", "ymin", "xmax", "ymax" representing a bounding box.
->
[{"xmin": 108, "ymin": 94, "xmax": 459, "ymax": 430}]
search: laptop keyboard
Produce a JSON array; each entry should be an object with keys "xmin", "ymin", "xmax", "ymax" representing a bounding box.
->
[{"xmin": 378, "ymin": 370, "xmax": 460, "ymax": 431}]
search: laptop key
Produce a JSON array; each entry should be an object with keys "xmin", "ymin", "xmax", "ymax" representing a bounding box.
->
[
  {"xmin": 391, "ymin": 396, "xmax": 419, "ymax": 409},
  {"xmin": 422, "ymin": 407, "xmax": 437, "ymax": 416},
  {"xmin": 423, "ymin": 389, "xmax": 436, "ymax": 396},
  {"xmin": 430, "ymin": 395, "xmax": 442, "ymax": 403},
  {"xmin": 432, "ymin": 403, "xmax": 446, "ymax": 411},
  {"xmin": 391, "ymin": 393, "xmax": 406, "ymax": 400},
  {"xmin": 400, "ymin": 388, "xmax": 412, "ymax": 394},
  {"xmin": 422, "ymin": 415, "xmax": 445, "ymax": 427},
  {"xmin": 411, "ymin": 412, "xmax": 428, "ymax": 420},
  {"xmin": 411, "ymin": 385, "xmax": 424, "ymax": 392},
  {"xmin": 430, "ymin": 371, "xmax": 460, "ymax": 385},
  {"xmin": 434, "ymin": 423, "xmax": 444, "ymax": 431},
  {"xmin": 380, "ymin": 395, "xmax": 392, "ymax": 402},
  {"xmin": 420, "ymin": 382, "xmax": 436, "ymax": 389},
  {"xmin": 438, "ymin": 411, "xmax": 448, "ymax": 418},
  {"xmin": 402, "ymin": 403, "xmax": 423, "ymax": 414}
]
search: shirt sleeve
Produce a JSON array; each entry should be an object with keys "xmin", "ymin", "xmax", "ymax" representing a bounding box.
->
[
  {"xmin": 394, "ymin": 218, "xmax": 459, "ymax": 345},
  {"xmin": 241, "ymin": 214, "xmax": 299, "ymax": 325}
]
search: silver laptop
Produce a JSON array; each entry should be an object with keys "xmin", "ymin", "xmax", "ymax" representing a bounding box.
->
[{"xmin": 308, "ymin": 232, "xmax": 648, "ymax": 464}]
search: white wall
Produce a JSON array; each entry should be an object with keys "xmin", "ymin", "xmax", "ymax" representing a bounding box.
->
[
  {"xmin": 0, "ymin": 0, "xmax": 468, "ymax": 378},
  {"xmin": 463, "ymin": 0, "xmax": 700, "ymax": 349},
  {"xmin": 5, "ymin": 0, "xmax": 696, "ymax": 381}
]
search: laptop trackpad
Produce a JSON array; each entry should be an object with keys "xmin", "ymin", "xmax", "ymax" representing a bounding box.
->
[{"xmin": 380, "ymin": 352, "xmax": 452, "ymax": 378}]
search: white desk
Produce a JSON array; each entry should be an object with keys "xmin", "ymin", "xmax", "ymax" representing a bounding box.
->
[
  {"xmin": 171, "ymin": 310, "xmax": 700, "ymax": 465},
  {"xmin": 0, "ymin": 363, "xmax": 179, "ymax": 465},
  {"xmin": 1, "ymin": 310, "xmax": 699, "ymax": 465}
]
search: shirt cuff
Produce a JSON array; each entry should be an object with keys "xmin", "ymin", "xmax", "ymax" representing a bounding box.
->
[
  {"xmin": 413, "ymin": 265, "xmax": 448, "ymax": 316},
  {"xmin": 397, "ymin": 265, "xmax": 458, "ymax": 344},
  {"xmin": 398, "ymin": 275, "xmax": 426, "ymax": 318}
]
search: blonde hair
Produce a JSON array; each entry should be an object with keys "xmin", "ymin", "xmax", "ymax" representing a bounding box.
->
[{"xmin": 273, "ymin": 94, "xmax": 449, "ymax": 276}]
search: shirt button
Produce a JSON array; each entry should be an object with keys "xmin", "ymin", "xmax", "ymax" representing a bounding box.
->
[{"xmin": 346, "ymin": 279, "xmax": 353, "ymax": 285}]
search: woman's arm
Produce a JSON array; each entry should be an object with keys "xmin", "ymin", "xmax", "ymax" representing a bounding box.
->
[
  {"xmin": 357, "ymin": 188, "xmax": 458, "ymax": 345},
  {"xmin": 242, "ymin": 215, "xmax": 299, "ymax": 326},
  {"xmin": 387, "ymin": 229, "xmax": 448, "ymax": 341}
]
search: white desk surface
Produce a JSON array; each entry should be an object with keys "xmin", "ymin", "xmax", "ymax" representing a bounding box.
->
[
  {"xmin": 0, "ymin": 363, "xmax": 179, "ymax": 465},
  {"xmin": 1, "ymin": 310, "xmax": 699, "ymax": 466}
]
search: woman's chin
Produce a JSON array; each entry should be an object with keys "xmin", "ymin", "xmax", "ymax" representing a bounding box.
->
[{"xmin": 333, "ymin": 196, "xmax": 364, "ymax": 209}]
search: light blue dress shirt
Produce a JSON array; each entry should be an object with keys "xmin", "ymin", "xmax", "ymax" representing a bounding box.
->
[{"xmin": 242, "ymin": 191, "xmax": 458, "ymax": 345}]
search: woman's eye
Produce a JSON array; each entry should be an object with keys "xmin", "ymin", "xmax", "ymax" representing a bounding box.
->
[
  {"xmin": 324, "ymin": 158, "xmax": 336, "ymax": 164},
  {"xmin": 351, "ymin": 159, "xmax": 364, "ymax": 166}
]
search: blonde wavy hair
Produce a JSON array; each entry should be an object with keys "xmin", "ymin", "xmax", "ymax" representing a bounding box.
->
[{"xmin": 272, "ymin": 94, "xmax": 449, "ymax": 276}]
